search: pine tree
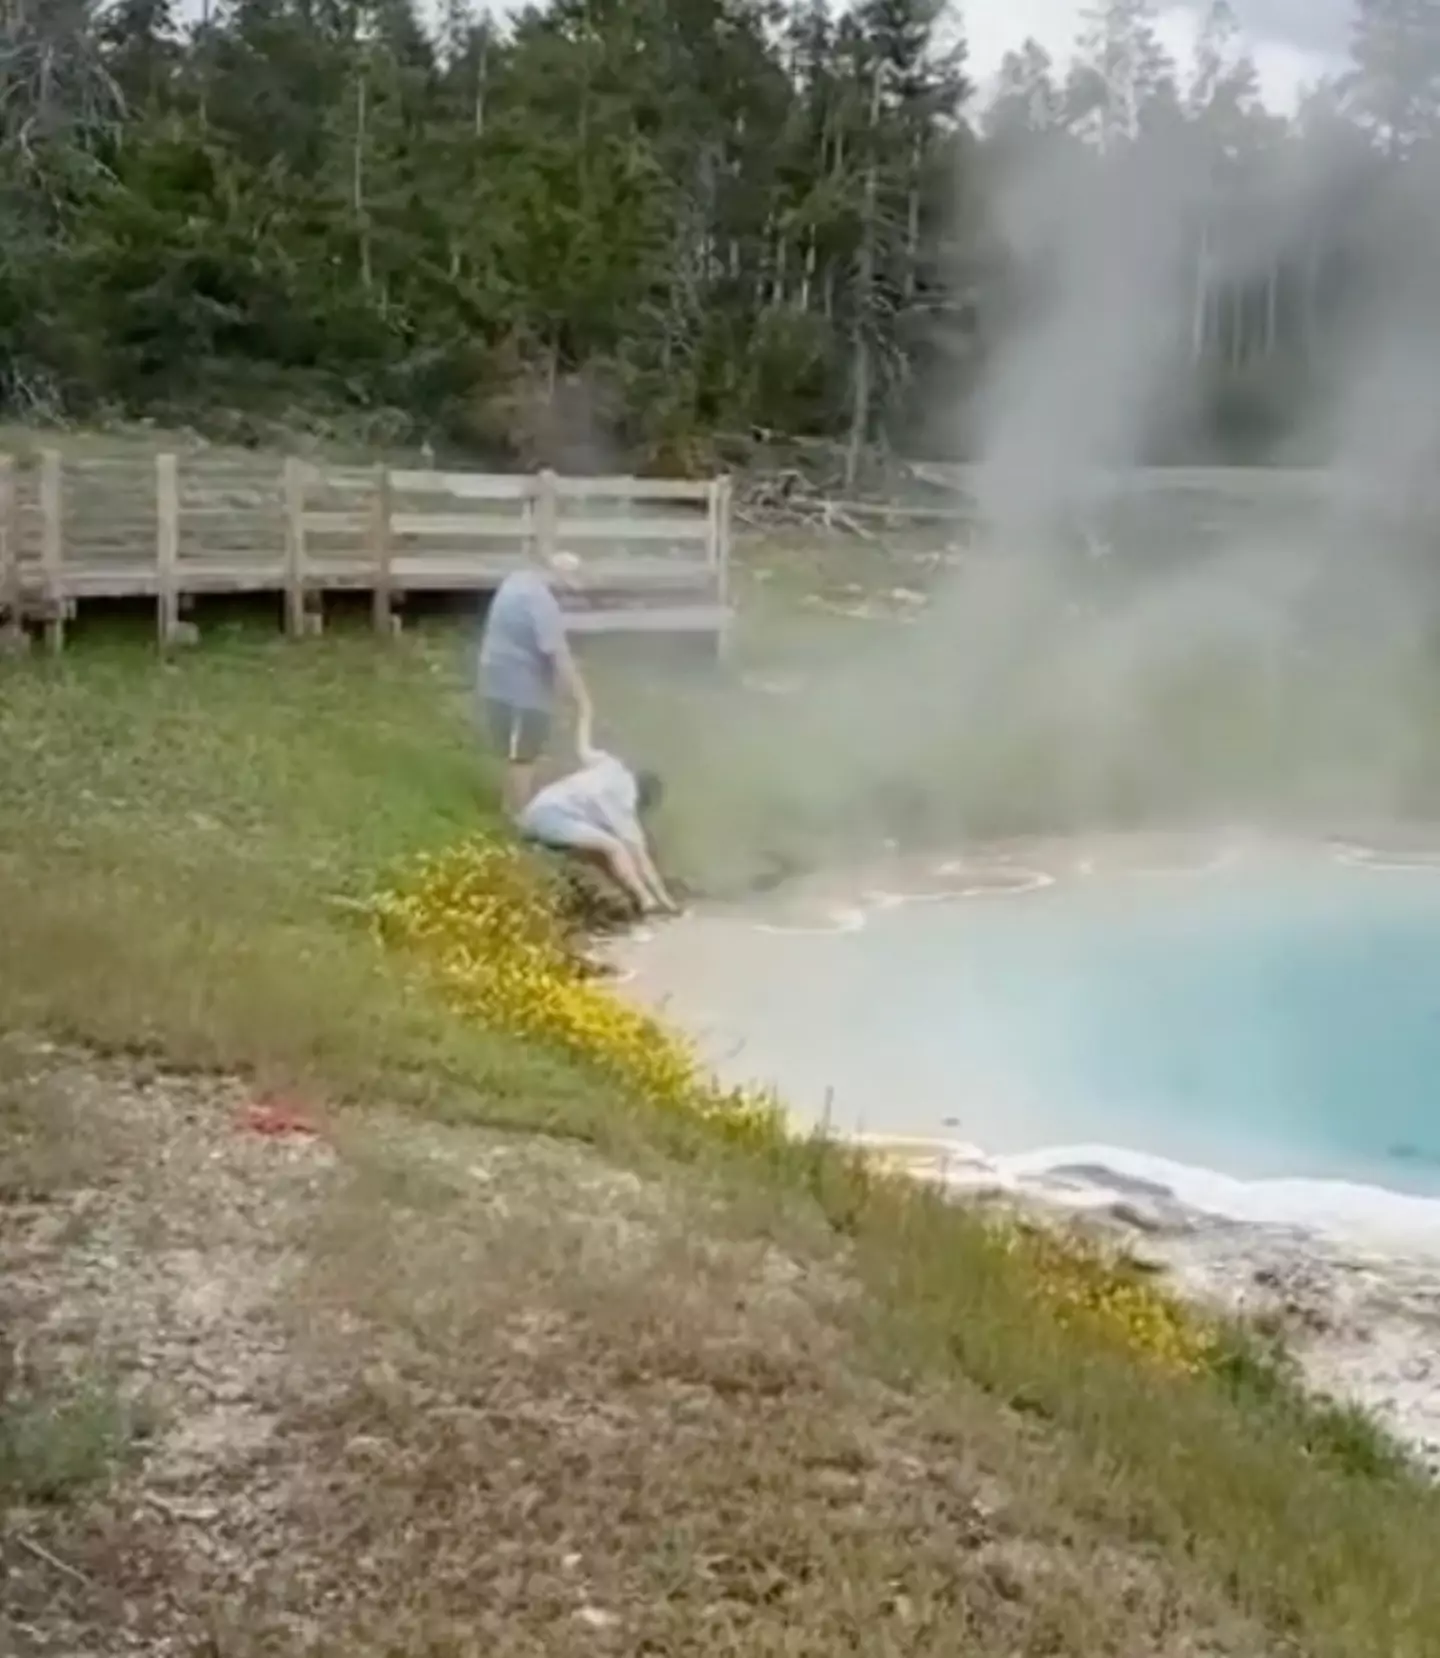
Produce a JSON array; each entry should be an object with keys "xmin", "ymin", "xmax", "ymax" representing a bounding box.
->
[
  {"xmin": 1344, "ymin": 0, "xmax": 1440, "ymax": 157},
  {"xmin": 985, "ymin": 39, "xmax": 1064, "ymax": 143},
  {"xmin": 100, "ymin": 0, "xmax": 182, "ymax": 113},
  {"xmin": 0, "ymin": 0, "xmax": 1385, "ymax": 461},
  {"xmin": 1067, "ymin": 0, "xmax": 1178, "ymax": 153}
]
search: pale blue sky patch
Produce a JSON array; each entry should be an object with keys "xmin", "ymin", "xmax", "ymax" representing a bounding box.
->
[{"xmin": 169, "ymin": 0, "xmax": 1349, "ymax": 112}]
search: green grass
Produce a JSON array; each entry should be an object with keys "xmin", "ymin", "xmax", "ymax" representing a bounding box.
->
[
  {"xmin": 6, "ymin": 606, "xmax": 1440, "ymax": 1654},
  {"xmin": 0, "ymin": 1375, "xmax": 149, "ymax": 1507},
  {"xmin": 0, "ymin": 626, "xmax": 630, "ymax": 1135}
]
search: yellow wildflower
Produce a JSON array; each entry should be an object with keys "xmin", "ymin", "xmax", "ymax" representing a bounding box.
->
[
  {"xmin": 990, "ymin": 1218, "xmax": 1217, "ymax": 1374},
  {"xmin": 372, "ymin": 835, "xmax": 1217, "ymax": 1375},
  {"xmin": 372, "ymin": 837, "xmax": 783, "ymax": 1149}
]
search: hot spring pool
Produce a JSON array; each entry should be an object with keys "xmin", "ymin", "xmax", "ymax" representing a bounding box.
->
[{"xmin": 622, "ymin": 844, "xmax": 1440, "ymax": 1208}]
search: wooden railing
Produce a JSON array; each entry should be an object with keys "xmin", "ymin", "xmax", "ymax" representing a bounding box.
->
[{"xmin": 0, "ymin": 450, "xmax": 733, "ymax": 652}]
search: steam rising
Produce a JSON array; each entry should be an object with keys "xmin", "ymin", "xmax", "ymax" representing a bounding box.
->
[
  {"xmin": 972, "ymin": 133, "xmax": 1198, "ymax": 527},
  {"xmin": 660, "ymin": 106, "xmax": 1440, "ymax": 881}
]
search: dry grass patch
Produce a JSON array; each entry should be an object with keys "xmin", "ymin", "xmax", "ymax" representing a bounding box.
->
[
  {"xmin": 0, "ymin": 1044, "xmax": 338, "ymax": 1655},
  {"xmin": 1, "ymin": 1043, "xmax": 151, "ymax": 1518},
  {"xmin": 262, "ymin": 1127, "xmax": 1269, "ymax": 1658},
  {"xmin": 1, "ymin": 1050, "xmax": 1266, "ymax": 1657}
]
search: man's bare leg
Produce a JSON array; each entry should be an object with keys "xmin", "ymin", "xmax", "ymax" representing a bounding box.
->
[{"xmin": 503, "ymin": 760, "xmax": 536, "ymax": 816}]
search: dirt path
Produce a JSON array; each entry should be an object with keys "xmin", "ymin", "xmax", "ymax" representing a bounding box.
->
[
  {"xmin": 1, "ymin": 1039, "xmax": 1273, "ymax": 1656},
  {"xmin": 2, "ymin": 1044, "xmax": 338, "ymax": 1653}
]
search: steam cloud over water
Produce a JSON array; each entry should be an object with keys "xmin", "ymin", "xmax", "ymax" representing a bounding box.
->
[
  {"xmin": 678, "ymin": 118, "xmax": 1440, "ymax": 875},
  {"xmin": 619, "ymin": 53, "xmax": 1440, "ymax": 1467}
]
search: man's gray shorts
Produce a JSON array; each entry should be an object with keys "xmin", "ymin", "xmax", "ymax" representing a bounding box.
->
[{"xmin": 483, "ymin": 699, "xmax": 551, "ymax": 764}]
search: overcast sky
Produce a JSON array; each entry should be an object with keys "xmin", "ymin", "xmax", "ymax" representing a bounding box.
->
[
  {"xmin": 172, "ymin": 1, "xmax": 1354, "ymax": 113},
  {"xmin": 978, "ymin": 1, "xmax": 1349, "ymax": 109}
]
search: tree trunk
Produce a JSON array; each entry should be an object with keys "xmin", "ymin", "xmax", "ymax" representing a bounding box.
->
[
  {"xmin": 799, "ymin": 233, "xmax": 816, "ymax": 311},
  {"xmin": 1189, "ymin": 224, "xmax": 1209, "ymax": 362},
  {"xmin": 845, "ymin": 59, "xmax": 884, "ymax": 493},
  {"xmin": 1301, "ymin": 238, "xmax": 1319, "ymax": 363},
  {"xmin": 474, "ymin": 37, "xmax": 488, "ymax": 137},
  {"xmin": 354, "ymin": 70, "xmax": 372, "ymax": 293},
  {"xmin": 903, "ymin": 131, "xmax": 922, "ymax": 304},
  {"xmin": 770, "ymin": 221, "xmax": 787, "ymax": 307}
]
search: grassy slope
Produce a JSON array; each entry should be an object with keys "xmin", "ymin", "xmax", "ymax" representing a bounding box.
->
[{"xmin": 3, "ymin": 600, "xmax": 1440, "ymax": 1654}]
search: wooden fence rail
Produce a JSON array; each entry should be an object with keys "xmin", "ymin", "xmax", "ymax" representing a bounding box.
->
[
  {"xmin": 0, "ymin": 451, "xmax": 733, "ymax": 654},
  {"xmin": 0, "ymin": 455, "xmax": 16, "ymax": 639}
]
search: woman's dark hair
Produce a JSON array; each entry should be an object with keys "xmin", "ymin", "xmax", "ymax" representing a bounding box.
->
[{"xmin": 635, "ymin": 769, "xmax": 664, "ymax": 813}]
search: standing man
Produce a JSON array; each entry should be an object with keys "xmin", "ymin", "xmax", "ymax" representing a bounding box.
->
[{"xmin": 478, "ymin": 550, "xmax": 593, "ymax": 814}]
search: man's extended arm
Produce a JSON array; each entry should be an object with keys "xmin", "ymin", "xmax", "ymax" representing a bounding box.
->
[
  {"xmin": 556, "ymin": 637, "xmax": 592, "ymax": 731},
  {"xmin": 535, "ymin": 585, "xmax": 593, "ymax": 735},
  {"xmin": 575, "ymin": 704, "xmax": 601, "ymax": 767}
]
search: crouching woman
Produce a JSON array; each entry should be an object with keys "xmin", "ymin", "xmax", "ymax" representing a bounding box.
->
[{"xmin": 516, "ymin": 727, "xmax": 680, "ymax": 919}]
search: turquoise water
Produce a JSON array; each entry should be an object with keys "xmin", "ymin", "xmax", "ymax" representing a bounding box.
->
[
  {"xmin": 676, "ymin": 864, "xmax": 1440, "ymax": 1198},
  {"xmin": 931, "ymin": 868, "xmax": 1440, "ymax": 1194}
]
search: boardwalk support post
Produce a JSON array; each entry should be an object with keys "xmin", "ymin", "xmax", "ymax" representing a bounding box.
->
[
  {"xmin": 156, "ymin": 452, "xmax": 181, "ymax": 647},
  {"xmin": 370, "ymin": 464, "xmax": 394, "ymax": 636},
  {"xmin": 282, "ymin": 456, "xmax": 307, "ymax": 639},
  {"xmin": 39, "ymin": 449, "xmax": 64, "ymax": 653},
  {"xmin": 0, "ymin": 454, "xmax": 17, "ymax": 641}
]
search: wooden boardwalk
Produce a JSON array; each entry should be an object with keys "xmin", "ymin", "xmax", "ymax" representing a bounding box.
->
[{"xmin": 0, "ymin": 451, "xmax": 733, "ymax": 653}]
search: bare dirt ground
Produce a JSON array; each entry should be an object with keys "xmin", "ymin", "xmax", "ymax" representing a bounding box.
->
[{"xmin": 1, "ymin": 1039, "xmax": 1274, "ymax": 1658}]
